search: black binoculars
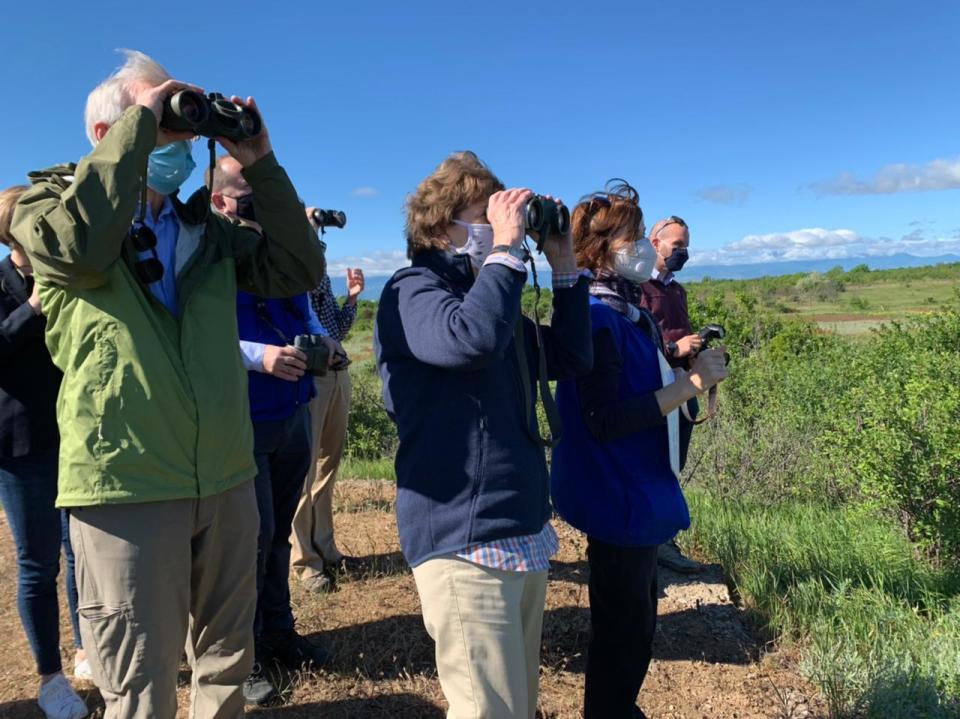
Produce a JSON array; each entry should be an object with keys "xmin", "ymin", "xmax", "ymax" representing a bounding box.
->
[
  {"xmin": 293, "ymin": 334, "xmax": 330, "ymax": 377},
  {"xmin": 524, "ymin": 196, "xmax": 570, "ymax": 251},
  {"xmin": 160, "ymin": 91, "xmax": 262, "ymax": 142},
  {"xmin": 311, "ymin": 209, "xmax": 347, "ymax": 229}
]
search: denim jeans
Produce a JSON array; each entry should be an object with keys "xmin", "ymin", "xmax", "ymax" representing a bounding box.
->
[
  {"xmin": 252, "ymin": 404, "xmax": 312, "ymax": 637},
  {"xmin": 0, "ymin": 450, "xmax": 82, "ymax": 675}
]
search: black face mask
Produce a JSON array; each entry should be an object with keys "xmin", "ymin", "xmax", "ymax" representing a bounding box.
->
[
  {"xmin": 232, "ymin": 193, "xmax": 256, "ymax": 223},
  {"xmin": 664, "ymin": 247, "xmax": 689, "ymax": 273}
]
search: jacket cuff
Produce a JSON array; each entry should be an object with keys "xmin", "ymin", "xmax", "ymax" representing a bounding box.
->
[
  {"xmin": 118, "ymin": 105, "xmax": 159, "ymax": 157},
  {"xmin": 242, "ymin": 151, "xmax": 280, "ymax": 183}
]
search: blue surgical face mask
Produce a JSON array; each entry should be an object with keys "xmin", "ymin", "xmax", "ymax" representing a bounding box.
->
[
  {"xmin": 146, "ymin": 141, "xmax": 196, "ymax": 195},
  {"xmin": 452, "ymin": 220, "xmax": 495, "ymax": 270}
]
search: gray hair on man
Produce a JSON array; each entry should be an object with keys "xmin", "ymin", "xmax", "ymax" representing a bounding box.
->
[{"xmin": 84, "ymin": 49, "xmax": 171, "ymax": 146}]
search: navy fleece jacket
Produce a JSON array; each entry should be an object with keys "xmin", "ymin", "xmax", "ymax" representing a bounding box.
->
[{"xmin": 374, "ymin": 250, "xmax": 592, "ymax": 567}]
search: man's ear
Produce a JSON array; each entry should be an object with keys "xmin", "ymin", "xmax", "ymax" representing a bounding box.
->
[
  {"xmin": 211, "ymin": 192, "xmax": 227, "ymax": 213},
  {"xmin": 93, "ymin": 122, "xmax": 111, "ymax": 144}
]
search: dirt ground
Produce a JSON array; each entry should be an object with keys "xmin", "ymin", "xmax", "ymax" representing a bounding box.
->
[{"xmin": 0, "ymin": 481, "xmax": 824, "ymax": 718}]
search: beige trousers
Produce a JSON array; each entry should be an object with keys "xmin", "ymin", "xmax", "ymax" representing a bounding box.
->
[
  {"xmin": 290, "ymin": 369, "xmax": 351, "ymax": 578},
  {"xmin": 412, "ymin": 555, "xmax": 548, "ymax": 719},
  {"xmin": 69, "ymin": 481, "xmax": 258, "ymax": 719}
]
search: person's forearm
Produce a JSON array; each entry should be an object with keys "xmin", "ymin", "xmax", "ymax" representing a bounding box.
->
[
  {"xmin": 234, "ymin": 154, "xmax": 326, "ymax": 297},
  {"xmin": 655, "ymin": 375, "xmax": 698, "ymax": 416},
  {"xmin": 0, "ymin": 302, "xmax": 46, "ymax": 357}
]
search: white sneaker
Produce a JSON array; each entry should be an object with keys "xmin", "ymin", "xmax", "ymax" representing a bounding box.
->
[
  {"xmin": 38, "ymin": 673, "xmax": 88, "ymax": 719},
  {"xmin": 73, "ymin": 657, "xmax": 94, "ymax": 681}
]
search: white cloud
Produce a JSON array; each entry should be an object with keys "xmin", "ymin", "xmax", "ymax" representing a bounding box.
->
[
  {"xmin": 326, "ymin": 249, "xmax": 409, "ymax": 276},
  {"xmin": 352, "ymin": 186, "xmax": 380, "ymax": 198},
  {"xmin": 810, "ymin": 157, "xmax": 960, "ymax": 195},
  {"xmin": 693, "ymin": 184, "xmax": 751, "ymax": 205},
  {"xmin": 688, "ymin": 227, "xmax": 960, "ymax": 267}
]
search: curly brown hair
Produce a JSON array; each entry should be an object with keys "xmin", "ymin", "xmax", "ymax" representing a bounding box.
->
[
  {"xmin": 405, "ymin": 151, "xmax": 505, "ymax": 259},
  {"xmin": 571, "ymin": 179, "xmax": 644, "ymax": 273},
  {"xmin": 0, "ymin": 185, "xmax": 28, "ymax": 248}
]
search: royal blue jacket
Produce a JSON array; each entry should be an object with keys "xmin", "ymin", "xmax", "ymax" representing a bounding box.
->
[
  {"xmin": 551, "ymin": 298, "xmax": 690, "ymax": 546},
  {"xmin": 237, "ymin": 291, "xmax": 322, "ymax": 423},
  {"xmin": 374, "ymin": 251, "xmax": 593, "ymax": 567}
]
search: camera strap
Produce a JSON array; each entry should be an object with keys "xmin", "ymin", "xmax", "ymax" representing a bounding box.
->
[
  {"xmin": 681, "ymin": 385, "xmax": 719, "ymax": 425},
  {"xmin": 513, "ymin": 246, "xmax": 563, "ymax": 448},
  {"xmin": 254, "ymin": 298, "xmax": 305, "ymax": 346}
]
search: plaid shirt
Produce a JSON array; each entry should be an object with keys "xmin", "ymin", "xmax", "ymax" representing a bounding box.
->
[
  {"xmin": 309, "ymin": 241, "xmax": 358, "ymax": 343},
  {"xmin": 456, "ymin": 522, "xmax": 559, "ymax": 572}
]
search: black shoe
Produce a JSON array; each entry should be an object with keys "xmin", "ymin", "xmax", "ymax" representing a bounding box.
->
[
  {"xmin": 242, "ymin": 663, "xmax": 278, "ymax": 706},
  {"xmin": 262, "ymin": 629, "xmax": 332, "ymax": 671}
]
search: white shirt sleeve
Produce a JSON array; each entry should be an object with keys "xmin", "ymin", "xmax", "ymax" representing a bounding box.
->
[{"xmin": 239, "ymin": 340, "xmax": 267, "ymax": 372}]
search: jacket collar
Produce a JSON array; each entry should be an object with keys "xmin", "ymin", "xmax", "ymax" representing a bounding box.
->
[{"xmin": 412, "ymin": 249, "xmax": 475, "ymax": 288}]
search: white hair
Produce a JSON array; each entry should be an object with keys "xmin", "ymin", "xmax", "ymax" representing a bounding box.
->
[{"xmin": 84, "ymin": 49, "xmax": 171, "ymax": 145}]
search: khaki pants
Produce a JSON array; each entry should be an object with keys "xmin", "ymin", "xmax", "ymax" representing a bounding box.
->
[
  {"xmin": 412, "ymin": 555, "xmax": 548, "ymax": 719},
  {"xmin": 290, "ymin": 369, "xmax": 351, "ymax": 579},
  {"xmin": 69, "ymin": 481, "xmax": 258, "ymax": 719}
]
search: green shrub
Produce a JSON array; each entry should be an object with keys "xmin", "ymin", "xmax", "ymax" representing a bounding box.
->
[
  {"xmin": 825, "ymin": 310, "xmax": 960, "ymax": 563},
  {"xmin": 346, "ymin": 360, "xmax": 398, "ymax": 460},
  {"xmin": 681, "ymin": 493, "xmax": 960, "ymax": 718}
]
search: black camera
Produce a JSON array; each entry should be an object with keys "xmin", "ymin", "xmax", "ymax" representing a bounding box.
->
[
  {"xmin": 698, "ymin": 324, "xmax": 726, "ymax": 348},
  {"xmin": 160, "ymin": 91, "xmax": 262, "ymax": 142},
  {"xmin": 524, "ymin": 195, "xmax": 570, "ymax": 252},
  {"xmin": 293, "ymin": 334, "xmax": 330, "ymax": 377},
  {"xmin": 311, "ymin": 209, "xmax": 347, "ymax": 229}
]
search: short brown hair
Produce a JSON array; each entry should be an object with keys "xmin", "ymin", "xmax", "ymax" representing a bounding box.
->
[
  {"xmin": 405, "ymin": 151, "xmax": 504, "ymax": 259},
  {"xmin": 0, "ymin": 185, "xmax": 28, "ymax": 248},
  {"xmin": 572, "ymin": 179, "xmax": 644, "ymax": 273}
]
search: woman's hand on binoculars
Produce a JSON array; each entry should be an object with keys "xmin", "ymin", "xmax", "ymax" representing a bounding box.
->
[
  {"xmin": 538, "ymin": 195, "xmax": 577, "ymax": 274},
  {"xmin": 488, "ymin": 188, "xmax": 532, "ymax": 248},
  {"xmin": 686, "ymin": 346, "xmax": 729, "ymax": 393},
  {"xmin": 136, "ymin": 79, "xmax": 204, "ymax": 144},
  {"xmin": 218, "ymin": 96, "xmax": 273, "ymax": 168}
]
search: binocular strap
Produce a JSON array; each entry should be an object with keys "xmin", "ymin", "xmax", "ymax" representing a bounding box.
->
[
  {"xmin": 681, "ymin": 385, "xmax": 719, "ymax": 425},
  {"xmin": 513, "ymin": 319, "xmax": 563, "ymax": 449}
]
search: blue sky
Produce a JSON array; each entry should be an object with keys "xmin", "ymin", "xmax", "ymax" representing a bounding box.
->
[{"xmin": 2, "ymin": 0, "xmax": 959, "ymax": 276}]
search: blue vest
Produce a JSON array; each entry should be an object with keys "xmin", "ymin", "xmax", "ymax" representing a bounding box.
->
[
  {"xmin": 551, "ymin": 298, "xmax": 690, "ymax": 546},
  {"xmin": 237, "ymin": 292, "xmax": 316, "ymax": 423}
]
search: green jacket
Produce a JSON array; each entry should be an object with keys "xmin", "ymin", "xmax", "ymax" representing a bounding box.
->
[{"xmin": 11, "ymin": 105, "xmax": 326, "ymax": 507}]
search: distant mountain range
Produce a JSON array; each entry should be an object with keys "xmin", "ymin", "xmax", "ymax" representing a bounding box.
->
[{"xmin": 329, "ymin": 253, "xmax": 960, "ymax": 298}]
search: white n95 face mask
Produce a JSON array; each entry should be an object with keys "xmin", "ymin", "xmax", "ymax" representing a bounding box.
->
[
  {"xmin": 612, "ymin": 238, "xmax": 657, "ymax": 282},
  {"xmin": 452, "ymin": 220, "xmax": 495, "ymax": 270}
]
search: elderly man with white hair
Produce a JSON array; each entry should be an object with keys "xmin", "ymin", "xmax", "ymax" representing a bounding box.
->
[{"xmin": 11, "ymin": 50, "xmax": 325, "ymax": 719}]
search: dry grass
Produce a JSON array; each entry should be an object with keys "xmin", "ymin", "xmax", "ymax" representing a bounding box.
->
[{"xmin": 0, "ymin": 481, "xmax": 824, "ymax": 718}]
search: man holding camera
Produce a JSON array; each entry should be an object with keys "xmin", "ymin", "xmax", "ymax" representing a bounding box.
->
[
  {"xmin": 10, "ymin": 51, "xmax": 325, "ymax": 719},
  {"xmin": 209, "ymin": 153, "xmax": 342, "ymax": 705},
  {"xmin": 637, "ymin": 215, "xmax": 704, "ymax": 573}
]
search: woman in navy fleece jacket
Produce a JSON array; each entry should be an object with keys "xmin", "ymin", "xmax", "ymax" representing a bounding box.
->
[
  {"xmin": 550, "ymin": 181, "xmax": 728, "ymax": 719},
  {"xmin": 374, "ymin": 151, "xmax": 591, "ymax": 718}
]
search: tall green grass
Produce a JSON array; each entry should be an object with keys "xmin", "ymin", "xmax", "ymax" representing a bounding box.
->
[{"xmin": 680, "ymin": 492, "xmax": 960, "ymax": 718}]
